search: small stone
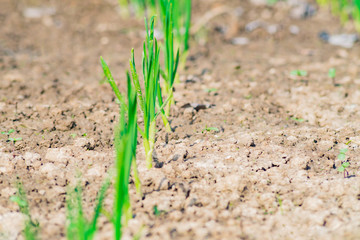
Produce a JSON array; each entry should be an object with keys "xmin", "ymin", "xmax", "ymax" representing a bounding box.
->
[
  {"xmin": 267, "ymin": 24, "xmax": 279, "ymax": 35},
  {"xmin": 232, "ymin": 37, "xmax": 249, "ymax": 45},
  {"xmin": 289, "ymin": 25, "xmax": 300, "ymax": 35},
  {"xmin": 23, "ymin": 7, "xmax": 56, "ymax": 19}
]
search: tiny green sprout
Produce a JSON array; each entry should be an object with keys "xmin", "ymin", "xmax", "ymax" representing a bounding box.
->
[
  {"xmin": 290, "ymin": 70, "xmax": 308, "ymax": 77},
  {"xmin": 70, "ymin": 133, "xmax": 77, "ymax": 139},
  {"xmin": 8, "ymin": 137, "xmax": 22, "ymax": 144},
  {"xmin": 328, "ymin": 68, "xmax": 336, "ymax": 78},
  {"xmin": 337, "ymin": 148, "xmax": 350, "ymax": 178},
  {"xmin": 153, "ymin": 205, "xmax": 165, "ymax": 216},
  {"xmin": 244, "ymin": 94, "xmax": 252, "ymax": 100},
  {"xmin": 338, "ymin": 148, "xmax": 348, "ymax": 161},
  {"xmin": 290, "ymin": 117, "xmax": 305, "ymax": 123},
  {"xmin": 204, "ymin": 88, "xmax": 217, "ymax": 93},
  {"xmin": 82, "ymin": 133, "xmax": 87, "ymax": 137},
  {"xmin": 202, "ymin": 126, "xmax": 219, "ymax": 133},
  {"xmin": 1, "ymin": 129, "xmax": 14, "ymax": 135},
  {"xmin": 2, "ymin": 129, "xmax": 22, "ymax": 144}
]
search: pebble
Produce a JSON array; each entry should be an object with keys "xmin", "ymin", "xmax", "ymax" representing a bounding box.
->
[
  {"xmin": 289, "ymin": 25, "xmax": 300, "ymax": 35},
  {"xmin": 23, "ymin": 7, "xmax": 56, "ymax": 19},
  {"xmin": 267, "ymin": 24, "xmax": 279, "ymax": 35},
  {"xmin": 245, "ymin": 20, "xmax": 264, "ymax": 32},
  {"xmin": 231, "ymin": 37, "xmax": 249, "ymax": 45}
]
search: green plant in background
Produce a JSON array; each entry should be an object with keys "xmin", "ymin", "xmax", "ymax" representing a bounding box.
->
[
  {"xmin": 10, "ymin": 182, "xmax": 39, "ymax": 240},
  {"xmin": 119, "ymin": 0, "xmax": 157, "ymax": 18},
  {"xmin": 66, "ymin": 178, "xmax": 111, "ymax": 240},
  {"xmin": 337, "ymin": 148, "xmax": 350, "ymax": 178},
  {"xmin": 159, "ymin": 0, "xmax": 180, "ymax": 117},
  {"xmin": 171, "ymin": 0, "xmax": 192, "ymax": 54}
]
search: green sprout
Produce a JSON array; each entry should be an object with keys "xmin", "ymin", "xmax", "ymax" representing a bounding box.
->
[
  {"xmin": 328, "ymin": 68, "xmax": 336, "ymax": 78},
  {"xmin": 204, "ymin": 88, "xmax": 217, "ymax": 93},
  {"xmin": 153, "ymin": 205, "xmax": 166, "ymax": 216},
  {"xmin": 337, "ymin": 148, "xmax": 350, "ymax": 178},
  {"xmin": 290, "ymin": 70, "xmax": 308, "ymax": 77},
  {"xmin": 70, "ymin": 133, "xmax": 77, "ymax": 139},
  {"xmin": 328, "ymin": 68, "xmax": 337, "ymax": 85},
  {"xmin": 66, "ymin": 178, "xmax": 111, "ymax": 240},
  {"xmin": 1, "ymin": 129, "xmax": 14, "ymax": 136},
  {"xmin": 10, "ymin": 181, "xmax": 39, "ymax": 240},
  {"xmin": 1, "ymin": 129, "xmax": 22, "ymax": 143},
  {"xmin": 290, "ymin": 117, "xmax": 305, "ymax": 123},
  {"xmin": 202, "ymin": 126, "xmax": 219, "ymax": 133}
]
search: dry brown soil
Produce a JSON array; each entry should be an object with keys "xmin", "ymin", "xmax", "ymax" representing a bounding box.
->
[{"xmin": 1, "ymin": 0, "xmax": 360, "ymax": 239}]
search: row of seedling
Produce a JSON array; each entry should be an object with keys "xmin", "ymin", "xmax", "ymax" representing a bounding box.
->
[{"xmin": 11, "ymin": 2, "xmax": 187, "ymax": 239}]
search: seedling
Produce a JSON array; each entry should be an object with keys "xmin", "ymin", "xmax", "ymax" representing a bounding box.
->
[
  {"xmin": 337, "ymin": 148, "xmax": 350, "ymax": 178},
  {"xmin": 328, "ymin": 68, "xmax": 337, "ymax": 85},
  {"xmin": 328, "ymin": 68, "xmax": 336, "ymax": 78},
  {"xmin": 119, "ymin": 0, "xmax": 157, "ymax": 18},
  {"xmin": 1, "ymin": 129, "xmax": 14, "ymax": 136},
  {"xmin": 290, "ymin": 70, "xmax": 307, "ymax": 77},
  {"xmin": 153, "ymin": 205, "xmax": 166, "ymax": 216},
  {"xmin": 290, "ymin": 117, "xmax": 305, "ymax": 123},
  {"xmin": 2, "ymin": 129, "xmax": 22, "ymax": 143},
  {"xmin": 10, "ymin": 181, "xmax": 39, "ymax": 240},
  {"xmin": 204, "ymin": 88, "xmax": 217, "ymax": 93},
  {"xmin": 202, "ymin": 126, "xmax": 219, "ymax": 133},
  {"xmin": 2, "ymin": 129, "xmax": 22, "ymax": 157}
]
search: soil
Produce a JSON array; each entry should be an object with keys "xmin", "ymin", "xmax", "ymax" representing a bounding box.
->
[{"xmin": 1, "ymin": 0, "xmax": 360, "ymax": 239}]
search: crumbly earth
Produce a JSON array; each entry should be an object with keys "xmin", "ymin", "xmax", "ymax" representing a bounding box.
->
[{"xmin": 1, "ymin": 0, "xmax": 360, "ymax": 239}]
